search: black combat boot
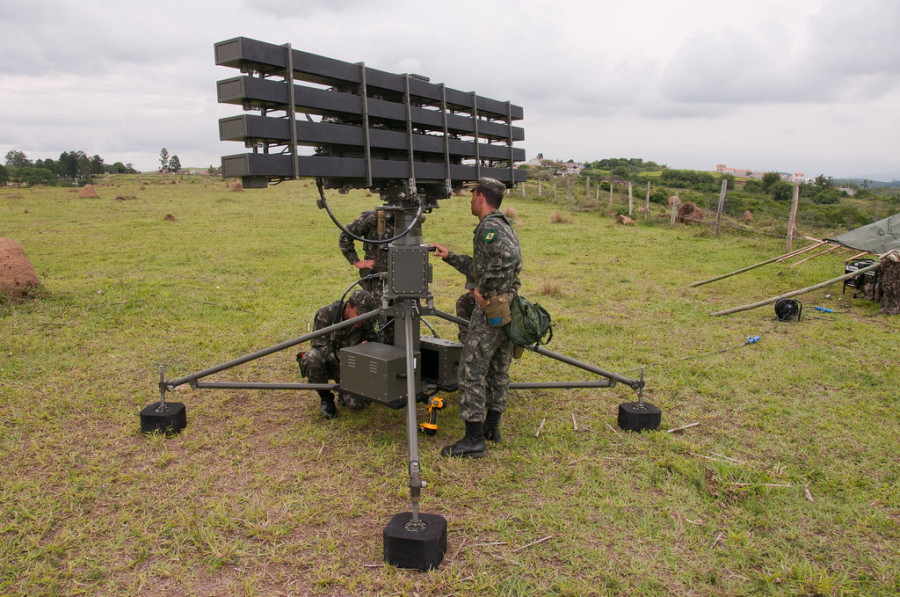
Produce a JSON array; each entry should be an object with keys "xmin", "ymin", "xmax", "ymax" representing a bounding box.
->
[
  {"xmin": 484, "ymin": 410, "xmax": 502, "ymax": 443},
  {"xmin": 318, "ymin": 390, "xmax": 338, "ymax": 420},
  {"xmin": 441, "ymin": 421, "xmax": 486, "ymax": 458}
]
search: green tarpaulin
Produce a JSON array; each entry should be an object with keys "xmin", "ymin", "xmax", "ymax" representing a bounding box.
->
[{"xmin": 825, "ymin": 212, "xmax": 900, "ymax": 255}]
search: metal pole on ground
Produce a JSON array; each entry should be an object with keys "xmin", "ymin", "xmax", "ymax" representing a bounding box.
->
[{"xmin": 709, "ymin": 260, "xmax": 882, "ymax": 316}]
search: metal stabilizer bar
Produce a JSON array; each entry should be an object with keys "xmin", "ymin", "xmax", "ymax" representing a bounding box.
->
[
  {"xmin": 195, "ymin": 382, "xmax": 338, "ymax": 391},
  {"xmin": 400, "ymin": 300, "xmax": 426, "ymax": 529},
  {"xmin": 160, "ymin": 309, "xmax": 379, "ymax": 393},
  {"xmin": 430, "ymin": 309, "xmax": 644, "ymax": 393},
  {"xmin": 530, "ymin": 345, "xmax": 643, "ymax": 391}
]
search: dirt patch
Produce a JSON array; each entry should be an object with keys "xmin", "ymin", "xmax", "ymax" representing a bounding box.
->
[
  {"xmin": 0, "ymin": 238, "xmax": 40, "ymax": 298},
  {"xmin": 79, "ymin": 184, "xmax": 97, "ymax": 198},
  {"xmin": 676, "ymin": 201, "xmax": 704, "ymax": 224},
  {"xmin": 617, "ymin": 214, "xmax": 635, "ymax": 225}
]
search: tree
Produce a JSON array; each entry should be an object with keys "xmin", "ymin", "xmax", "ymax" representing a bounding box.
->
[
  {"xmin": 78, "ymin": 152, "xmax": 93, "ymax": 182},
  {"xmin": 770, "ymin": 180, "xmax": 794, "ymax": 202},
  {"xmin": 720, "ymin": 173, "xmax": 735, "ymax": 190},
  {"xmin": 159, "ymin": 148, "xmax": 170, "ymax": 172},
  {"xmin": 5, "ymin": 149, "xmax": 31, "ymax": 168},
  {"xmin": 168, "ymin": 155, "xmax": 181, "ymax": 173},
  {"xmin": 12, "ymin": 166, "xmax": 56, "ymax": 186},
  {"xmin": 761, "ymin": 172, "xmax": 782, "ymax": 193},
  {"xmin": 0, "ymin": 164, "xmax": 8, "ymax": 185},
  {"xmin": 611, "ymin": 166, "xmax": 630, "ymax": 180},
  {"xmin": 58, "ymin": 151, "xmax": 79, "ymax": 180},
  {"xmin": 105, "ymin": 161, "xmax": 137, "ymax": 174},
  {"xmin": 89, "ymin": 155, "xmax": 104, "ymax": 176}
]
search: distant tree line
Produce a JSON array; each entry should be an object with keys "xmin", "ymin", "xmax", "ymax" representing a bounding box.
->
[{"xmin": 1, "ymin": 149, "xmax": 139, "ymax": 186}]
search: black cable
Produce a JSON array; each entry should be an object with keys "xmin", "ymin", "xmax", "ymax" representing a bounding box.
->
[{"xmin": 315, "ymin": 178, "xmax": 422, "ymax": 245}]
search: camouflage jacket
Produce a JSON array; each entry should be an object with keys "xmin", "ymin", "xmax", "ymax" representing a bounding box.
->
[
  {"xmin": 445, "ymin": 210, "xmax": 522, "ymax": 296},
  {"xmin": 309, "ymin": 300, "xmax": 378, "ymax": 355},
  {"xmin": 338, "ymin": 210, "xmax": 395, "ymax": 269}
]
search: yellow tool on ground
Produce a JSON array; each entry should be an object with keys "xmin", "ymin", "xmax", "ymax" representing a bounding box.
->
[{"xmin": 419, "ymin": 396, "xmax": 444, "ymax": 436}]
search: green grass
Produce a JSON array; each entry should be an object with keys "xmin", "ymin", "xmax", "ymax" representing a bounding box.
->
[{"xmin": 1, "ymin": 175, "xmax": 898, "ymax": 596}]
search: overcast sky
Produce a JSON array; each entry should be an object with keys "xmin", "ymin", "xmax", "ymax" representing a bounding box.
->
[{"xmin": 1, "ymin": 0, "xmax": 898, "ymax": 179}]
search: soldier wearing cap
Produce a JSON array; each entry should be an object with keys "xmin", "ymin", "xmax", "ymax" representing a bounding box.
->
[
  {"xmin": 430, "ymin": 177, "xmax": 522, "ymax": 457},
  {"xmin": 297, "ymin": 289, "xmax": 379, "ymax": 419}
]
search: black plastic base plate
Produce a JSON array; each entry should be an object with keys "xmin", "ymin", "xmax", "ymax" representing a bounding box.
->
[
  {"xmin": 140, "ymin": 402, "xmax": 187, "ymax": 434},
  {"xmin": 383, "ymin": 512, "xmax": 447, "ymax": 571},
  {"xmin": 618, "ymin": 401, "xmax": 661, "ymax": 432}
]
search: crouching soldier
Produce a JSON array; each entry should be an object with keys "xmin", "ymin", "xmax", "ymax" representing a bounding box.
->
[{"xmin": 297, "ymin": 289, "xmax": 379, "ymax": 419}]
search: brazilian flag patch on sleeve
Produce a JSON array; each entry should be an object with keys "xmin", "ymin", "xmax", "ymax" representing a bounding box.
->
[{"xmin": 484, "ymin": 229, "xmax": 496, "ymax": 242}]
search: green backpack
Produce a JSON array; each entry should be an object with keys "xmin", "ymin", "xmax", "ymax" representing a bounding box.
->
[{"xmin": 506, "ymin": 294, "xmax": 553, "ymax": 347}]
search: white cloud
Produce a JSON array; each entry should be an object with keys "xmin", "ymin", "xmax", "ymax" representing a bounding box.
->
[{"xmin": 0, "ymin": 0, "xmax": 897, "ymax": 178}]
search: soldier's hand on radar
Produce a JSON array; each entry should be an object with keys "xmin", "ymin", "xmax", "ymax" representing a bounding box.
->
[
  {"xmin": 354, "ymin": 259, "xmax": 376, "ymax": 270},
  {"xmin": 429, "ymin": 244, "xmax": 449, "ymax": 259}
]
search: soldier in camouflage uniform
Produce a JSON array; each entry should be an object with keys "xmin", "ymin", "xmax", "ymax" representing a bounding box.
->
[
  {"xmin": 339, "ymin": 209, "xmax": 395, "ymax": 301},
  {"xmin": 297, "ymin": 289, "xmax": 379, "ymax": 419},
  {"xmin": 339, "ymin": 209, "xmax": 395, "ymax": 343},
  {"xmin": 430, "ymin": 177, "xmax": 522, "ymax": 458}
]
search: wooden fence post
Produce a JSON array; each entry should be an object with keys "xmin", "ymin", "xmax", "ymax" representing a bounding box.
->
[
  {"xmin": 553, "ymin": 180, "xmax": 558, "ymax": 202},
  {"xmin": 786, "ymin": 183, "xmax": 800, "ymax": 252},
  {"xmin": 538, "ymin": 179, "xmax": 542, "ymax": 197},
  {"xmin": 628, "ymin": 182, "xmax": 634, "ymax": 217},
  {"xmin": 714, "ymin": 178, "xmax": 727, "ymax": 236},
  {"xmin": 585, "ymin": 176, "xmax": 590, "ymax": 203},
  {"xmin": 566, "ymin": 176, "xmax": 572, "ymax": 203},
  {"xmin": 644, "ymin": 180, "xmax": 651, "ymax": 220},
  {"xmin": 521, "ymin": 181, "xmax": 526, "ymax": 197},
  {"xmin": 670, "ymin": 191, "xmax": 679, "ymax": 225},
  {"xmin": 608, "ymin": 181, "xmax": 613, "ymax": 206}
]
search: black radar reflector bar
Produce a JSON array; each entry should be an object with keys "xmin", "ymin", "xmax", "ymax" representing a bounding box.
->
[{"xmin": 214, "ymin": 37, "xmax": 526, "ymax": 193}]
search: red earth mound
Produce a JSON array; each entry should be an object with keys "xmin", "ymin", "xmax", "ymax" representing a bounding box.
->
[{"xmin": 0, "ymin": 238, "xmax": 40, "ymax": 298}]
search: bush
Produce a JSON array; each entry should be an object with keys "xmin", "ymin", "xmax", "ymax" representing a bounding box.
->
[
  {"xmin": 12, "ymin": 167, "xmax": 57, "ymax": 187},
  {"xmin": 659, "ymin": 169, "xmax": 716, "ymax": 188},
  {"xmin": 770, "ymin": 181, "xmax": 794, "ymax": 202},
  {"xmin": 743, "ymin": 180, "xmax": 762, "ymax": 193}
]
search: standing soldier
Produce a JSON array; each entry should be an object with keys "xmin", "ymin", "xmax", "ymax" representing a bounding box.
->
[
  {"xmin": 339, "ymin": 209, "xmax": 395, "ymax": 302},
  {"xmin": 430, "ymin": 177, "xmax": 522, "ymax": 457},
  {"xmin": 297, "ymin": 290, "xmax": 379, "ymax": 419}
]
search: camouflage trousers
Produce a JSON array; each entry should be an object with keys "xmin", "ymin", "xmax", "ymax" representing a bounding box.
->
[
  {"xmin": 298, "ymin": 348, "xmax": 340, "ymax": 384},
  {"xmin": 297, "ymin": 348, "xmax": 367, "ymax": 409},
  {"xmin": 456, "ymin": 305, "xmax": 514, "ymax": 423},
  {"xmin": 455, "ymin": 291, "xmax": 477, "ymax": 343}
]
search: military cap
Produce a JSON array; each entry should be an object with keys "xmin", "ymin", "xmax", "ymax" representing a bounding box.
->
[
  {"xmin": 348, "ymin": 289, "xmax": 378, "ymax": 313},
  {"xmin": 474, "ymin": 177, "xmax": 506, "ymax": 199}
]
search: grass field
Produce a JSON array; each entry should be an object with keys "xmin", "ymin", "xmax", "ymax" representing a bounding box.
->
[{"xmin": 1, "ymin": 175, "xmax": 898, "ymax": 596}]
